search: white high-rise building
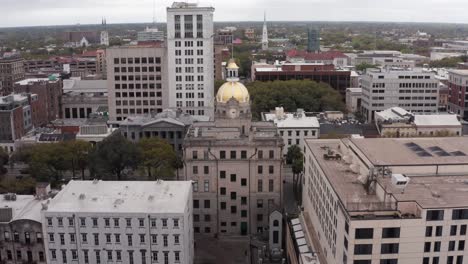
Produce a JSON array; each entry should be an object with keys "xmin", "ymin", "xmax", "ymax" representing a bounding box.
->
[
  {"xmin": 166, "ymin": 2, "xmax": 215, "ymax": 118},
  {"xmin": 42, "ymin": 180, "xmax": 193, "ymax": 264},
  {"xmin": 261, "ymin": 12, "xmax": 268, "ymax": 51}
]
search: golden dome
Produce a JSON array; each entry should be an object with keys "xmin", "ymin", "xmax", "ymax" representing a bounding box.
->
[{"xmin": 216, "ymin": 81, "xmax": 250, "ymax": 103}]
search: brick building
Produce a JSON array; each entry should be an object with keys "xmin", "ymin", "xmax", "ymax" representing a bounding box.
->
[
  {"xmin": 0, "ymin": 56, "xmax": 25, "ymax": 95},
  {"xmin": 447, "ymin": 69, "xmax": 468, "ymax": 119}
]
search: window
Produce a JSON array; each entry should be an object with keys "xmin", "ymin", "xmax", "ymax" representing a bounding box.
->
[
  {"xmin": 269, "ymin": 180, "xmax": 274, "ymax": 192},
  {"xmin": 126, "ymin": 218, "xmax": 132, "ymax": 227},
  {"xmin": 204, "ymin": 166, "xmax": 209, "ymax": 174},
  {"xmin": 162, "ymin": 219, "xmax": 168, "ymax": 228},
  {"xmin": 220, "ymin": 171, "xmax": 226, "ymax": 179},
  {"xmin": 354, "ymin": 244, "xmax": 373, "ymax": 255},
  {"xmin": 258, "ymin": 180, "xmax": 263, "ymax": 192},
  {"xmin": 107, "ymin": 251, "xmax": 113, "ymax": 261},
  {"xmin": 231, "ymin": 206, "xmax": 237, "ymax": 214},
  {"xmin": 68, "ymin": 217, "xmax": 74, "ymax": 226},
  {"xmin": 193, "ymin": 200, "xmax": 199, "ymax": 208},
  {"xmin": 458, "ymin": 240, "xmax": 465, "ymax": 251},
  {"xmin": 257, "ymin": 199, "xmax": 263, "ymax": 208},
  {"xmin": 127, "ymin": 234, "xmax": 133, "ymax": 246},
  {"xmin": 457, "ymin": 256, "xmax": 463, "ymax": 264},
  {"xmin": 436, "ymin": 226, "xmax": 443, "ymax": 236},
  {"xmin": 116, "ymin": 251, "xmax": 122, "ymax": 261},
  {"xmin": 139, "ymin": 234, "xmax": 145, "ymax": 244},
  {"xmin": 258, "ymin": 150, "xmax": 263, "ymax": 159},
  {"xmin": 425, "ymin": 226, "xmax": 433, "ymax": 237},
  {"xmin": 258, "ymin": 165, "xmax": 263, "ymax": 174},
  {"xmin": 241, "ymin": 178, "xmax": 247, "ymax": 186},
  {"xmin": 204, "ymin": 200, "xmax": 210, "ymax": 209},
  {"xmin": 269, "ymin": 166, "xmax": 274, "ymax": 174},
  {"xmin": 355, "ymin": 228, "xmax": 374, "ymax": 239},
  {"xmin": 380, "ymin": 260, "xmax": 398, "ymax": 264},
  {"xmin": 462, "ymin": 225, "xmax": 467, "ymax": 235},
  {"xmin": 269, "ymin": 150, "xmax": 274, "ymax": 159},
  {"xmin": 59, "ymin": 233, "xmax": 65, "ymax": 245},
  {"xmin": 453, "ymin": 209, "xmax": 468, "ymax": 220},
  {"xmin": 424, "ymin": 242, "xmax": 431, "ymax": 252},
  {"xmin": 93, "ymin": 218, "xmax": 98, "ymax": 227},
  {"xmin": 451, "ymin": 225, "xmax": 458, "ymax": 236},
  {"xmin": 163, "ymin": 235, "xmax": 168, "ymax": 247},
  {"xmin": 427, "ymin": 210, "xmax": 444, "ymax": 221},
  {"xmin": 354, "ymin": 261, "xmax": 371, "ymax": 264},
  {"xmin": 433, "ymin": 257, "xmax": 440, "ymax": 264},
  {"xmin": 241, "ymin": 151, "xmax": 247, "ymax": 159},
  {"xmin": 80, "ymin": 217, "xmax": 86, "ymax": 226},
  {"xmin": 231, "ymin": 192, "xmax": 237, "ymax": 200},
  {"xmin": 381, "ymin": 243, "xmax": 399, "ymax": 254},
  {"xmin": 94, "ymin": 233, "xmax": 99, "ymax": 245},
  {"xmin": 114, "ymin": 218, "xmax": 119, "ymax": 227},
  {"xmin": 193, "ymin": 166, "xmax": 198, "ymax": 174},
  {"xmin": 382, "ymin": 228, "xmax": 400, "ymax": 238},
  {"xmin": 152, "ymin": 251, "xmax": 158, "ymax": 262},
  {"xmin": 204, "ymin": 180, "xmax": 209, "ymax": 192},
  {"xmin": 105, "ymin": 234, "xmax": 111, "ymax": 243},
  {"xmin": 449, "ymin": 240, "xmax": 456, "ymax": 251},
  {"xmin": 115, "ymin": 234, "xmax": 120, "ymax": 243},
  {"xmin": 230, "ymin": 151, "xmax": 236, "ymax": 159},
  {"xmin": 58, "ymin": 218, "xmax": 63, "ymax": 226},
  {"xmin": 220, "ymin": 151, "xmax": 226, "ymax": 159},
  {"xmin": 174, "ymin": 235, "xmax": 180, "ymax": 244},
  {"xmin": 230, "ymin": 174, "xmax": 237, "ymax": 182}
]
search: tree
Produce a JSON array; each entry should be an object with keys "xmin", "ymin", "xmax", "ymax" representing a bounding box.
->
[
  {"xmin": 0, "ymin": 148, "xmax": 8, "ymax": 175},
  {"xmin": 28, "ymin": 143, "xmax": 70, "ymax": 183},
  {"xmin": 286, "ymin": 145, "xmax": 304, "ymax": 204},
  {"xmin": 356, "ymin": 62, "xmax": 379, "ymax": 72},
  {"xmin": 89, "ymin": 134, "xmax": 139, "ymax": 180},
  {"xmin": 247, "ymin": 80, "xmax": 345, "ymax": 120},
  {"xmin": 64, "ymin": 140, "xmax": 92, "ymax": 180},
  {"xmin": 138, "ymin": 138, "xmax": 177, "ymax": 180}
]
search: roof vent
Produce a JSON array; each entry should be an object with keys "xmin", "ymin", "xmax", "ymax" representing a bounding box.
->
[
  {"xmin": 79, "ymin": 194, "xmax": 86, "ymax": 200},
  {"xmin": 391, "ymin": 174, "xmax": 410, "ymax": 189}
]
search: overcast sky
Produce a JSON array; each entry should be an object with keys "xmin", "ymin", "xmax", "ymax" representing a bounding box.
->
[{"xmin": 1, "ymin": 0, "xmax": 468, "ymax": 28}]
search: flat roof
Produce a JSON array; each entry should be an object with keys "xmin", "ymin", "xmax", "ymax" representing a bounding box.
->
[
  {"xmin": 350, "ymin": 137, "xmax": 468, "ymax": 166},
  {"xmin": 0, "ymin": 195, "xmax": 43, "ymax": 223},
  {"xmin": 448, "ymin": 69, "xmax": 468, "ymax": 76},
  {"xmin": 264, "ymin": 113, "xmax": 319, "ymax": 128},
  {"xmin": 414, "ymin": 114, "xmax": 461, "ymax": 127},
  {"xmin": 46, "ymin": 180, "xmax": 191, "ymax": 214}
]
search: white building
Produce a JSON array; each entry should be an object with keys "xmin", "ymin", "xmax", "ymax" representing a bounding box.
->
[
  {"xmin": 42, "ymin": 180, "xmax": 193, "ymax": 264},
  {"xmin": 262, "ymin": 12, "xmax": 268, "ymax": 51},
  {"xmin": 166, "ymin": 2, "xmax": 215, "ymax": 118},
  {"xmin": 263, "ymin": 107, "xmax": 319, "ymax": 155},
  {"xmin": 302, "ymin": 137, "xmax": 468, "ymax": 264},
  {"xmin": 361, "ymin": 68, "xmax": 439, "ymax": 122},
  {"xmin": 346, "ymin": 88, "xmax": 362, "ymax": 113},
  {"xmin": 375, "ymin": 107, "xmax": 462, "ymax": 137},
  {"xmin": 137, "ymin": 27, "xmax": 165, "ymax": 43}
]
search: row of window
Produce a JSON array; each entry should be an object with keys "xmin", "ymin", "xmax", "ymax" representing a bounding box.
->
[
  {"xmin": 115, "ymin": 92, "xmax": 162, "ymax": 98},
  {"xmin": 424, "ymin": 240, "xmax": 465, "ymax": 252},
  {"xmin": 354, "ymin": 243, "xmax": 399, "ymax": 255},
  {"xmin": 114, "ymin": 66, "xmax": 161, "ymax": 73},
  {"xmin": 46, "ymin": 217, "xmax": 179, "ymax": 229},
  {"xmin": 50, "ymin": 249, "xmax": 179, "ymax": 264},
  {"xmin": 49, "ymin": 232, "xmax": 180, "ymax": 247},
  {"xmin": 114, "ymin": 83, "xmax": 162, "ymax": 89},
  {"xmin": 427, "ymin": 209, "xmax": 468, "ymax": 221},
  {"xmin": 280, "ymin": 129, "xmax": 317, "ymax": 137},
  {"xmin": 191, "ymin": 149, "xmax": 276, "ymax": 160},
  {"xmin": 0, "ymin": 250, "xmax": 45, "ymax": 262},
  {"xmin": 113, "ymin": 57, "xmax": 161, "ymax": 65},
  {"xmin": 116, "ymin": 107, "xmax": 163, "ymax": 115},
  {"xmin": 192, "ymin": 165, "xmax": 276, "ymax": 175},
  {"xmin": 3, "ymin": 231, "xmax": 43, "ymax": 243},
  {"xmin": 114, "ymin": 75, "xmax": 162, "ymax": 82}
]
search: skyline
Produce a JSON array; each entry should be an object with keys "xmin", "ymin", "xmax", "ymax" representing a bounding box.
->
[{"xmin": 2, "ymin": 0, "xmax": 468, "ymax": 28}]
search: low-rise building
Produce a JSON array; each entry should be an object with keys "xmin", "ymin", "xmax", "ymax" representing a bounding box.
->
[
  {"xmin": 0, "ymin": 186, "xmax": 49, "ymax": 264},
  {"xmin": 346, "ymin": 88, "xmax": 362, "ymax": 113},
  {"xmin": 375, "ymin": 107, "xmax": 462, "ymax": 137},
  {"xmin": 251, "ymin": 61, "xmax": 351, "ymax": 95},
  {"xmin": 303, "ymin": 137, "xmax": 468, "ymax": 264},
  {"xmin": 137, "ymin": 27, "xmax": 165, "ymax": 43},
  {"xmin": 118, "ymin": 109, "xmax": 206, "ymax": 153},
  {"xmin": 42, "ymin": 180, "xmax": 194, "ymax": 264},
  {"xmin": 62, "ymin": 78, "xmax": 108, "ymax": 119},
  {"xmin": 263, "ymin": 107, "xmax": 319, "ymax": 155}
]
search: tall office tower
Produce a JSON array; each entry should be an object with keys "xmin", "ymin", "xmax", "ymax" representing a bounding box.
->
[
  {"xmin": 261, "ymin": 12, "xmax": 269, "ymax": 51},
  {"xmin": 106, "ymin": 46, "xmax": 168, "ymax": 122},
  {"xmin": 307, "ymin": 28, "xmax": 320, "ymax": 53},
  {"xmin": 166, "ymin": 2, "xmax": 215, "ymax": 118}
]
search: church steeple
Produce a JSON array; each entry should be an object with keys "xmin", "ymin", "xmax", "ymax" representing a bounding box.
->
[{"xmin": 262, "ymin": 11, "xmax": 268, "ymax": 51}]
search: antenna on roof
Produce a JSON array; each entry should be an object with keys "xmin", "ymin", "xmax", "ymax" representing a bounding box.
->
[{"xmin": 152, "ymin": 0, "xmax": 157, "ymax": 26}]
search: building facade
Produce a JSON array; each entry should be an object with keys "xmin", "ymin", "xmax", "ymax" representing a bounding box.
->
[
  {"xmin": 302, "ymin": 137, "xmax": 468, "ymax": 264},
  {"xmin": 42, "ymin": 180, "xmax": 194, "ymax": 264},
  {"xmin": 0, "ymin": 192, "xmax": 47, "ymax": 264},
  {"xmin": 361, "ymin": 68, "xmax": 439, "ymax": 122},
  {"xmin": 62, "ymin": 79, "xmax": 108, "ymax": 119},
  {"xmin": 263, "ymin": 107, "xmax": 320, "ymax": 156},
  {"xmin": 14, "ymin": 78, "xmax": 62, "ymax": 126},
  {"xmin": 307, "ymin": 28, "xmax": 320, "ymax": 53},
  {"xmin": 106, "ymin": 46, "xmax": 168, "ymax": 122},
  {"xmin": 183, "ymin": 61, "xmax": 284, "ymax": 237},
  {"xmin": 346, "ymin": 88, "xmax": 362, "ymax": 114},
  {"xmin": 0, "ymin": 57, "xmax": 25, "ymax": 95},
  {"xmin": 447, "ymin": 69, "xmax": 468, "ymax": 119},
  {"xmin": 0, "ymin": 94, "xmax": 36, "ymax": 144},
  {"xmin": 166, "ymin": 2, "xmax": 215, "ymax": 118}
]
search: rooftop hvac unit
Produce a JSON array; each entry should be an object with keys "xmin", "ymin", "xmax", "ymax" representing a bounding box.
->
[
  {"xmin": 4, "ymin": 193, "xmax": 16, "ymax": 201},
  {"xmin": 391, "ymin": 174, "xmax": 410, "ymax": 189}
]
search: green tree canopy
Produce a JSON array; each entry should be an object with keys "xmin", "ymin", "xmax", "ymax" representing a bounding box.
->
[
  {"xmin": 356, "ymin": 62, "xmax": 379, "ymax": 71},
  {"xmin": 138, "ymin": 138, "xmax": 177, "ymax": 180},
  {"xmin": 89, "ymin": 134, "xmax": 139, "ymax": 180},
  {"xmin": 246, "ymin": 80, "xmax": 345, "ymax": 120}
]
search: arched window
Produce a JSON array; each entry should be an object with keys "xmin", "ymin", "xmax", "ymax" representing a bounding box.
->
[{"xmin": 273, "ymin": 220, "xmax": 279, "ymax": 227}]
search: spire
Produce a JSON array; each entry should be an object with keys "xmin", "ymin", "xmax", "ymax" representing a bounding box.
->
[{"xmin": 262, "ymin": 10, "xmax": 269, "ymax": 51}]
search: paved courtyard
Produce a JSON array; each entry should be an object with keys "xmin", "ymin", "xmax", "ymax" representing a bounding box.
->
[{"xmin": 194, "ymin": 236, "xmax": 250, "ymax": 264}]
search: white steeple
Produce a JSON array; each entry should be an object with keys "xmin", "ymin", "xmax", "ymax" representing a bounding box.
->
[
  {"xmin": 100, "ymin": 17, "xmax": 109, "ymax": 46},
  {"xmin": 262, "ymin": 11, "xmax": 268, "ymax": 51}
]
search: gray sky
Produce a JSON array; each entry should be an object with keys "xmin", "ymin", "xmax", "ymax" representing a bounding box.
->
[{"xmin": 1, "ymin": 0, "xmax": 468, "ymax": 27}]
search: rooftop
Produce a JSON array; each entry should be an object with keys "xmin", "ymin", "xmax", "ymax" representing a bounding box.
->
[
  {"xmin": 0, "ymin": 195, "xmax": 43, "ymax": 223},
  {"xmin": 264, "ymin": 112, "xmax": 319, "ymax": 128},
  {"xmin": 63, "ymin": 79, "xmax": 107, "ymax": 93},
  {"xmin": 414, "ymin": 114, "xmax": 461, "ymax": 127},
  {"xmin": 350, "ymin": 137, "xmax": 468, "ymax": 166},
  {"xmin": 448, "ymin": 69, "xmax": 468, "ymax": 76},
  {"xmin": 15, "ymin": 78, "xmax": 53, "ymax": 86},
  {"xmin": 46, "ymin": 180, "xmax": 192, "ymax": 214},
  {"xmin": 286, "ymin": 50, "xmax": 348, "ymax": 60},
  {"xmin": 118, "ymin": 109, "xmax": 208, "ymax": 127}
]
